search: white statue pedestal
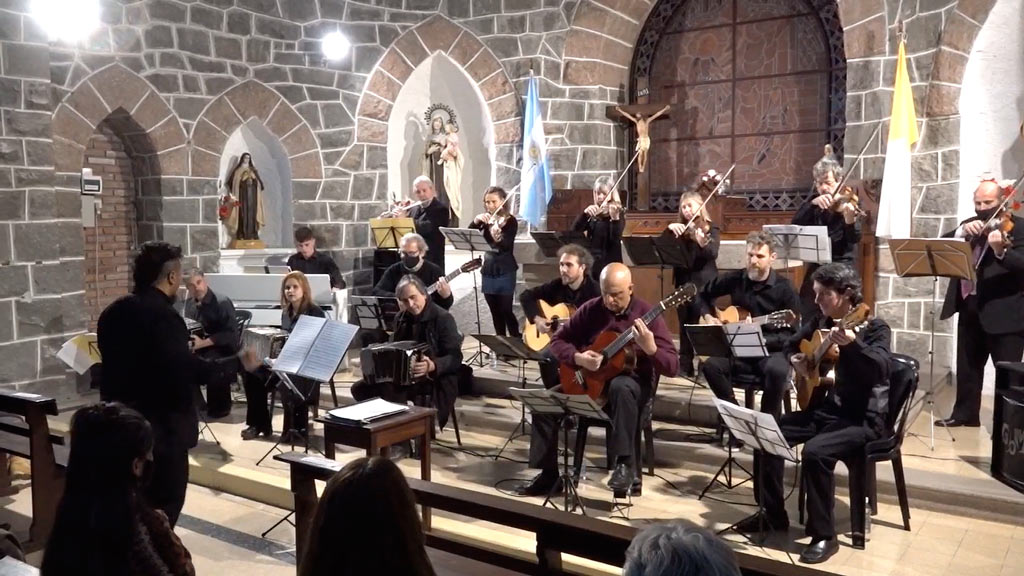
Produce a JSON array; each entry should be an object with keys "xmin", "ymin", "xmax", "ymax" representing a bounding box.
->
[{"xmin": 218, "ymin": 248, "xmax": 294, "ymax": 273}]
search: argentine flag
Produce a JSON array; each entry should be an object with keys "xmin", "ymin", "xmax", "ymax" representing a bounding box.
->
[{"xmin": 518, "ymin": 75, "xmax": 552, "ymax": 227}]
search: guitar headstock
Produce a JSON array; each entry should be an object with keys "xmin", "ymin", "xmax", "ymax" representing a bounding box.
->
[
  {"xmin": 461, "ymin": 257, "xmax": 483, "ymax": 273},
  {"xmin": 839, "ymin": 303, "xmax": 871, "ymax": 330},
  {"xmin": 662, "ymin": 283, "xmax": 697, "ymax": 310},
  {"xmin": 765, "ymin": 309, "xmax": 798, "ymax": 328}
]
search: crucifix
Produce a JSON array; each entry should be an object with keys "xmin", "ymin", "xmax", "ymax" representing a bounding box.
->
[{"xmin": 606, "ymin": 103, "xmax": 673, "ymax": 210}]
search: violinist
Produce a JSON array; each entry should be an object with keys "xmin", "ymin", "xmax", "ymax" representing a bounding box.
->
[
  {"xmin": 936, "ymin": 179, "xmax": 1024, "ymax": 428},
  {"xmin": 573, "ymin": 175, "xmax": 624, "ymax": 281},
  {"xmin": 396, "ymin": 176, "xmax": 450, "ymax": 270},
  {"xmin": 740, "ymin": 263, "xmax": 892, "ymax": 565},
  {"xmin": 792, "ymin": 146, "xmax": 863, "ymax": 319},
  {"xmin": 470, "ymin": 186, "xmax": 520, "ymax": 338},
  {"xmin": 668, "ymin": 189, "xmax": 720, "ymax": 377}
]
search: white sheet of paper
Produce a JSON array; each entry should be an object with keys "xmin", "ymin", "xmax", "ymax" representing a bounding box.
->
[
  {"xmin": 713, "ymin": 398, "xmax": 798, "ymax": 461},
  {"xmin": 272, "ymin": 315, "xmax": 325, "ymax": 374},
  {"xmin": 550, "ymin": 392, "xmax": 609, "ymax": 421},
  {"xmin": 327, "ymin": 398, "xmax": 410, "ymax": 423},
  {"xmin": 297, "ymin": 321, "xmax": 359, "ymax": 381},
  {"xmin": 509, "ymin": 387, "xmax": 567, "ymax": 415},
  {"xmin": 299, "ymin": 455, "xmax": 343, "ymax": 471},
  {"xmin": 723, "ymin": 323, "xmax": 769, "ymax": 358},
  {"xmin": 763, "ymin": 224, "xmax": 832, "ymax": 264}
]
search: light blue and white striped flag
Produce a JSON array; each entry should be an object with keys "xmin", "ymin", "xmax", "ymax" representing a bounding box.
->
[{"xmin": 517, "ymin": 75, "xmax": 552, "ymax": 227}]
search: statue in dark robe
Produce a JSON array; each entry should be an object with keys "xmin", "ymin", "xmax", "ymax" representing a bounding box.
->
[{"xmin": 219, "ymin": 153, "xmax": 265, "ymax": 244}]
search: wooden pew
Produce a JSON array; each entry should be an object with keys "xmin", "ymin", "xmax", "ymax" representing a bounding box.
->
[
  {"xmin": 275, "ymin": 452, "xmax": 833, "ymax": 576},
  {"xmin": 0, "ymin": 390, "xmax": 68, "ymax": 549}
]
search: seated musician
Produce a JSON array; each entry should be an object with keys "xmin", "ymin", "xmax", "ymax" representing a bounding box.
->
[
  {"xmin": 791, "ymin": 146, "xmax": 862, "ymax": 318},
  {"xmin": 741, "ymin": 263, "xmax": 891, "ymax": 565},
  {"xmin": 394, "ymin": 176, "xmax": 451, "ymax": 270},
  {"xmin": 287, "ymin": 226, "xmax": 345, "ymax": 290},
  {"xmin": 519, "ymin": 243, "xmax": 600, "ymax": 388},
  {"xmin": 373, "ymin": 232, "xmax": 453, "ymax": 310},
  {"xmin": 352, "ymin": 275, "xmax": 463, "ymax": 433},
  {"xmin": 184, "ymin": 268, "xmax": 239, "ymax": 418},
  {"xmin": 521, "ymin": 263, "xmax": 677, "ymax": 497},
  {"xmin": 240, "ymin": 271, "xmax": 326, "ymax": 441},
  {"xmin": 699, "ymin": 230, "xmax": 801, "ymax": 418},
  {"xmin": 668, "ymin": 189, "xmax": 721, "ymax": 377}
]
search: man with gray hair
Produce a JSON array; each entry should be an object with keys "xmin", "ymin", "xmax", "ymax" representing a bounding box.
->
[
  {"xmin": 373, "ymin": 232, "xmax": 454, "ymax": 310},
  {"xmin": 623, "ymin": 522, "xmax": 741, "ymax": 576},
  {"xmin": 396, "ymin": 176, "xmax": 450, "ymax": 270},
  {"xmin": 183, "ymin": 267, "xmax": 239, "ymax": 418},
  {"xmin": 572, "ymin": 175, "xmax": 624, "ymax": 281}
]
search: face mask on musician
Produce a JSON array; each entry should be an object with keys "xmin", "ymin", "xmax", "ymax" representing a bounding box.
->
[
  {"xmin": 402, "ymin": 253, "xmax": 421, "ymax": 270},
  {"xmin": 976, "ymin": 207, "xmax": 1000, "ymax": 221}
]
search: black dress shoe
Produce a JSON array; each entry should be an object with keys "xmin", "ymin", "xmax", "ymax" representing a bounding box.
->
[
  {"xmin": 240, "ymin": 426, "xmax": 261, "ymax": 441},
  {"xmin": 734, "ymin": 512, "xmax": 789, "ymax": 533},
  {"xmin": 799, "ymin": 538, "xmax": 839, "ymax": 564},
  {"xmin": 518, "ymin": 470, "xmax": 561, "ymax": 496},
  {"xmin": 935, "ymin": 417, "xmax": 981, "ymax": 428},
  {"xmin": 608, "ymin": 462, "xmax": 635, "ymax": 496}
]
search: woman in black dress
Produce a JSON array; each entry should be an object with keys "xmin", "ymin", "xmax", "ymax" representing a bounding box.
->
[
  {"xmin": 470, "ymin": 186, "xmax": 520, "ymax": 337},
  {"xmin": 573, "ymin": 175, "xmax": 624, "ymax": 280}
]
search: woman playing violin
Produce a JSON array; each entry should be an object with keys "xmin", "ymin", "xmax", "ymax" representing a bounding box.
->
[
  {"xmin": 668, "ymin": 190, "xmax": 721, "ymax": 377},
  {"xmin": 573, "ymin": 175, "xmax": 624, "ymax": 281},
  {"xmin": 471, "ymin": 186, "xmax": 520, "ymax": 338}
]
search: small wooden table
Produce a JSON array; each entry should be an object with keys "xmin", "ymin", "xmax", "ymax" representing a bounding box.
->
[{"xmin": 315, "ymin": 406, "xmax": 435, "ymax": 526}]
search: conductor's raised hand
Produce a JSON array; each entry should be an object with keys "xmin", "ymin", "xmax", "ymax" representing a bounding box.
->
[{"xmin": 633, "ymin": 318, "xmax": 657, "ymax": 356}]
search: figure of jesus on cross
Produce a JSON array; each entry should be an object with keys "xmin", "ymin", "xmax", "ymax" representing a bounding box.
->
[{"xmin": 615, "ymin": 104, "xmax": 670, "ymax": 173}]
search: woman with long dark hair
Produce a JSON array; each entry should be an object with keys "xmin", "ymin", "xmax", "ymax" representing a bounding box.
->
[
  {"xmin": 42, "ymin": 402, "xmax": 194, "ymax": 576},
  {"xmin": 299, "ymin": 457, "xmax": 435, "ymax": 576},
  {"xmin": 470, "ymin": 186, "xmax": 520, "ymax": 338}
]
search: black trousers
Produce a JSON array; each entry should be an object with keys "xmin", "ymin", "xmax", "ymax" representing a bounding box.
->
[
  {"xmin": 675, "ymin": 297, "xmax": 702, "ymax": 371},
  {"xmin": 701, "ymin": 353, "xmax": 791, "ymax": 416},
  {"xmin": 243, "ymin": 369, "xmax": 314, "ymax": 434},
  {"xmin": 953, "ymin": 296, "xmax": 1024, "ymax": 422},
  {"xmin": 148, "ymin": 436, "xmax": 189, "ymax": 527},
  {"xmin": 529, "ymin": 375, "xmax": 642, "ymax": 472},
  {"xmin": 755, "ymin": 408, "xmax": 877, "ymax": 539},
  {"xmin": 484, "ymin": 293, "xmax": 520, "ymax": 337},
  {"xmin": 242, "ymin": 369, "xmax": 272, "ymax": 433},
  {"xmin": 196, "ymin": 348, "xmax": 234, "ymax": 417}
]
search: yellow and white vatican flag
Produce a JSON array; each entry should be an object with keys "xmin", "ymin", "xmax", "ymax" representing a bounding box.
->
[{"xmin": 876, "ymin": 38, "xmax": 919, "ymax": 239}]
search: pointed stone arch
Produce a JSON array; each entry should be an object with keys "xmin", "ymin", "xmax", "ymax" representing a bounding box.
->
[
  {"xmin": 51, "ymin": 63, "xmax": 187, "ymax": 177},
  {"xmin": 355, "ymin": 15, "xmax": 522, "ymax": 149},
  {"xmin": 190, "ymin": 80, "xmax": 323, "ymax": 182}
]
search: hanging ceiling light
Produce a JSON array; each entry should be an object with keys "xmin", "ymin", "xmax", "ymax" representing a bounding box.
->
[
  {"xmin": 321, "ymin": 31, "xmax": 351, "ymax": 62},
  {"xmin": 31, "ymin": 0, "xmax": 101, "ymax": 44}
]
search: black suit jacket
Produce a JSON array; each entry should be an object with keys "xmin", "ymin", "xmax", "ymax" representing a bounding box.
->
[
  {"xmin": 410, "ymin": 199, "xmax": 451, "ymax": 270},
  {"xmin": 940, "ymin": 215, "xmax": 1024, "ymax": 334},
  {"xmin": 392, "ymin": 302, "xmax": 463, "ymax": 428}
]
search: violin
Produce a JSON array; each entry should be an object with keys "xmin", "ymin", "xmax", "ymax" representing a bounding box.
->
[{"xmin": 828, "ymin": 184, "xmax": 866, "ymax": 218}]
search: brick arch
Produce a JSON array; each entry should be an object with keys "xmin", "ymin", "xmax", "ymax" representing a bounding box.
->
[
  {"xmin": 190, "ymin": 80, "xmax": 323, "ymax": 181},
  {"xmin": 923, "ymin": 0, "xmax": 998, "ymax": 117},
  {"xmin": 563, "ymin": 0, "xmax": 655, "ymax": 88},
  {"xmin": 355, "ymin": 15, "xmax": 522, "ymax": 149},
  {"xmin": 51, "ymin": 63, "xmax": 187, "ymax": 176}
]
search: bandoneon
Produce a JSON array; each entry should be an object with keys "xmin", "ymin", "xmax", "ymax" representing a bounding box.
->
[
  {"xmin": 361, "ymin": 341, "xmax": 430, "ymax": 387},
  {"xmin": 184, "ymin": 318, "xmax": 204, "ymax": 336},
  {"xmin": 243, "ymin": 327, "xmax": 289, "ymax": 361}
]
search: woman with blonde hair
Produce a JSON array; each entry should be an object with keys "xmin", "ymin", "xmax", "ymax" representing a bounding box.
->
[{"xmin": 573, "ymin": 175, "xmax": 624, "ymax": 280}]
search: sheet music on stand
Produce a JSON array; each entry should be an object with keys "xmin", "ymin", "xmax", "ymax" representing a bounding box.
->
[
  {"xmin": 439, "ymin": 227, "xmax": 494, "ymax": 253},
  {"xmin": 713, "ymin": 398, "xmax": 797, "ymax": 462},
  {"xmin": 272, "ymin": 316, "xmax": 358, "ymax": 388},
  {"xmin": 370, "ymin": 217, "xmax": 416, "ymax": 250},
  {"xmin": 888, "ymin": 238, "xmax": 976, "ymax": 283},
  {"xmin": 509, "ymin": 387, "xmax": 566, "ymax": 415},
  {"xmin": 763, "ymin": 224, "xmax": 831, "ymax": 265},
  {"xmin": 530, "ymin": 231, "xmax": 563, "ymax": 259},
  {"xmin": 472, "ymin": 334, "xmax": 547, "ymax": 363},
  {"xmin": 349, "ymin": 295, "xmax": 398, "ymax": 331},
  {"xmin": 723, "ymin": 323, "xmax": 769, "ymax": 358},
  {"xmin": 552, "ymin": 392, "xmax": 610, "ymax": 421}
]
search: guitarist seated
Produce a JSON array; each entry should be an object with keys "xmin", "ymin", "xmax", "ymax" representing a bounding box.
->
[
  {"xmin": 373, "ymin": 232, "xmax": 453, "ymax": 309},
  {"xmin": 699, "ymin": 230, "xmax": 801, "ymax": 419},
  {"xmin": 740, "ymin": 263, "xmax": 891, "ymax": 564},
  {"xmin": 519, "ymin": 244, "xmax": 601, "ymax": 389},
  {"xmin": 520, "ymin": 263, "xmax": 678, "ymax": 497}
]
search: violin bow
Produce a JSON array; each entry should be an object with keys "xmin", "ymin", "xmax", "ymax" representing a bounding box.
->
[{"xmin": 832, "ymin": 123, "xmax": 882, "ymax": 193}]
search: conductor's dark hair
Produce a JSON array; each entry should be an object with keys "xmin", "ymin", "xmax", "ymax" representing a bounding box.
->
[
  {"xmin": 396, "ymin": 274, "xmax": 429, "ymax": 297},
  {"xmin": 811, "ymin": 262, "xmax": 863, "ymax": 304},
  {"xmin": 42, "ymin": 402, "xmax": 155, "ymax": 576},
  {"xmin": 298, "ymin": 457, "xmax": 436, "ymax": 576},
  {"xmin": 131, "ymin": 241, "xmax": 182, "ymax": 294},
  {"xmin": 294, "ymin": 226, "xmax": 314, "ymax": 243},
  {"xmin": 557, "ymin": 243, "xmax": 594, "ymax": 273},
  {"xmin": 623, "ymin": 522, "xmax": 741, "ymax": 576}
]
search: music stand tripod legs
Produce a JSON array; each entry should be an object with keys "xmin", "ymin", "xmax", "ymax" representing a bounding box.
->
[
  {"xmin": 542, "ymin": 415, "xmax": 586, "ymax": 515},
  {"xmin": 256, "ymin": 376, "xmax": 320, "ymax": 466},
  {"xmin": 908, "ymin": 273, "xmax": 955, "ymax": 449},
  {"xmin": 698, "ymin": 439, "xmax": 752, "ymax": 499}
]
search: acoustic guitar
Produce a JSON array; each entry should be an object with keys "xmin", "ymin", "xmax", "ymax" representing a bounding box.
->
[
  {"xmin": 427, "ymin": 258, "xmax": 482, "ymax": 295},
  {"xmin": 522, "ymin": 300, "xmax": 575, "ymax": 352},
  {"xmin": 559, "ymin": 284, "xmax": 697, "ymax": 401},
  {"xmin": 705, "ymin": 305, "xmax": 798, "ymax": 329},
  {"xmin": 794, "ymin": 303, "xmax": 871, "ymax": 409}
]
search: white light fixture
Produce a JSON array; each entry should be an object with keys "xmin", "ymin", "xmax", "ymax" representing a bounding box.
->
[
  {"xmin": 31, "ymin": 0, "xmax": 101, "ymax": 44},
  {"xmin": 321, "ymin": 31, "xmax": 351, "ymax": 62}
]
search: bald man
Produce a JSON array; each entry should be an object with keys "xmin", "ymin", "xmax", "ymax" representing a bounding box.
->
[
  {"xmin": 520, "ymin": 263, "xmax": 678, "ymax": 498},
  {"xmin": 937, "ymin": 179, "xmax": 1024, "ymax": 428}
]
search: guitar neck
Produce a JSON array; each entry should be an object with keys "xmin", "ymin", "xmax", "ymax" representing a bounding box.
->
[
  {"xmin": 427, "ymin": 268, "xmax": 464, "ymax": 295},
  {"xmin": 602, "ymin": 303, "xmax": 666, "ymax": 358}
]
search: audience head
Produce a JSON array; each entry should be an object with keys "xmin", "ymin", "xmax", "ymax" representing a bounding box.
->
[
  {"xmin": 812, "ymin": 145, "xmax": 843, "ymax": 196},
  {"xmin": 185, "ymin": 268, "xmax": 208, "ymax": 301},
  {"xmin": 281, "ymin": 271, "xmax": 314, "ymax": 314},
  {"xmin": 42, "ymin": 402, "xmax": 155, "ymax": 576},
  {"xmin": 623, "ymin": 522, "xmax": 741, "ymax": 576},
  {"xmin": 744, "ymin": 230, "xmax": 778, "ymax": 282},
  {"xmin": 400, "ymin": 233, "xmax": 428, "ymax": 270},
  {"xmin": 600, "ymin": 262, "xmax": 633, "ymax": 314},
  {"xmin": 557, "ymin": 243, "xmax": 593, "ymax": 286},
  {"xmin": 294, "ymin": 226, "xmax": 316, "ymax": 258},
  {"xmin": 396, "ymin": 275, "xmax": 429, "ymax": 316},
  {"xmin": 812, "ymin": 262, "xmax": 863, "ymax": 318},
  {"xmin": 299, "ymin": 457, "xmax": 435, "ymax": 576},
  {"xmin": 132, "ymin": 241, "xmax": 183, "ymax": 298},
  {"xmin": 412, "ymin": 176, "xmax": 436, "ymax": 203}
]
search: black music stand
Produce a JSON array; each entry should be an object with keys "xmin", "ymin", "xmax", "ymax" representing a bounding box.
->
[
  {"xmin": 622, "ymin": 232, "xmax": 696, "ymax": 300},
  {"xmin": 473, "ymin": 334, "xmax": 547, "ymax": 459},
  {"xmin": 440, "ymin": 227, "xmax": 493, "ymax": 366},
  {"xmin": 556, "ymin": 231, "xmax": 591, "ymax": 251},
  {"xmin": 763, "ymin": 224, "xmax": 831, "ymax": 273},
  {"xmin": 349, "ymin": 295, "xmax": 399, "ymax": 331},
  {"xmin": 530, "ymin": 231, "xmax": 563, "ymax": 258},
  {"xmin": 714, "ymin": 397, "xmax": 799, "ymax": 544},
  {"xmin": 889, "ymin": 238, "xmax": 975, "ymax": 450}
]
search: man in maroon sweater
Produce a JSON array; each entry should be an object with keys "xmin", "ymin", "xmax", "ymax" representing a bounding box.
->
[{"xmin": 521, "ymin": 263, "xmax": 678, "ymax": 498}]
